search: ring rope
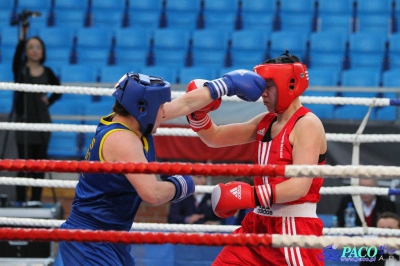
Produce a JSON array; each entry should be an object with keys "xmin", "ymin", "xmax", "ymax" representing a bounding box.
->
[
  {"xmin": 0, "ymin": 227, "xmax": 398, "ymax": 249},
  {"xmin": 0, "ymin": 217, "xmax": 399, "ymax": 237},
  {"xmin": 3, "ymin": 122, "xmax": 400, "ymax": 143},
  {"xmin": 0, "ymin": 177, "xmax": 397, "ymax": 196},
  {"xmin": 0, "ymin": 159, "xmax": 400, "ymax": 178},
  {"xmin": 1, "ymin": 82, "xmax": 399, "ymax": 106}
]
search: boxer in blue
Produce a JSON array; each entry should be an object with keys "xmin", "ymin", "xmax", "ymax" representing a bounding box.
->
[{"xmin": 56, "ymin": 70, "xmax": 266, "ymax": 265}]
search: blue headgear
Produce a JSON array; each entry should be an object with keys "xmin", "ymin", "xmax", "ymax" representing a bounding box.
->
[{"xmin": 112, "ymin": 72, "xmax": 171, "ymax": 135}]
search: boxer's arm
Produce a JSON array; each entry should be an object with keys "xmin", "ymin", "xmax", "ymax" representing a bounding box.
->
[
  {"xmin": 197, "ymin": 112, "xmax": 267, "ymax": 148},
  {"xmin": 101, "ymin": 130, "xmax": 179, "ymax": 205},
  {"xmin": 163, "ymin": 86, "xmax": 214, "ymax": 121}
]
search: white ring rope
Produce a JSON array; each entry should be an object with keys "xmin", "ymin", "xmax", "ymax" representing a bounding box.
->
[
  {"xmin": 2, "ymin": 122, "xmax": 400, "ymax": 143},
  {"xmin": 0, "ymin": 82, "xmax": 396, "ymax": 106},
  {"xmin": 0, "ymin": 177, "xmax": 392, "ymax": 195},
  {"xmin": 0, "ymin": 217, "xmax": 399, "ymax": 238}
]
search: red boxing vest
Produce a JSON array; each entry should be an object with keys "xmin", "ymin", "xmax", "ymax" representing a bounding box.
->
[{"xmin": 253, "ymin": 106, "xmax": 324, "ymax": 204}]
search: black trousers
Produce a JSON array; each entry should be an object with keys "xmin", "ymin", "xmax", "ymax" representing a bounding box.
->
[{"xmin": 16, "ymin": 143, "xmax": 47, "ymax": 202}]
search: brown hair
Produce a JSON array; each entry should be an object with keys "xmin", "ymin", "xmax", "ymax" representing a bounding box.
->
[{"xmin": 377, "ymin": 211, "xmax": 400, "ymax": 228}]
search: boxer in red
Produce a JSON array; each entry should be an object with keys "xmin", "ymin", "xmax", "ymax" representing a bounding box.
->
[{"xmin": 188, "ymin": 51, "xmax": 327, "ymax": 266}]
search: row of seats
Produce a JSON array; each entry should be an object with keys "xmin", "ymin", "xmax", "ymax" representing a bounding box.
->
[
  {"xmin": 1, "ymin": 62, "xmax": 400, "ymax": 88},
  {"xmin": 1, "ymin": 0, "xmax": 400, "ymax": 34},
  {"xmin": 1, "ymin": 27, "xmax": 399, "ymax": 76}
]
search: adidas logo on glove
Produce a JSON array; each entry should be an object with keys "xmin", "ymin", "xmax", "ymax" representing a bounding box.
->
[{"xmin": 230, "ymin": 185, "xmax": 242, "ymax": 200}]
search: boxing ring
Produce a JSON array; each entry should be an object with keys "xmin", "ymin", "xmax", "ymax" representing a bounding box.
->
[{"xmin": 0, "ymin": 82, "xmax": 400, "ymax": 265}]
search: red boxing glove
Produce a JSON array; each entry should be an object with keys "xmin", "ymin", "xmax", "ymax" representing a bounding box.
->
[
  {"xmin": 211, "ymin": 181, "xmax": 274, "ymax": 218},
  {"xmin": 186, "ymin": 79, "xmax": 222, "ymax": 132}
]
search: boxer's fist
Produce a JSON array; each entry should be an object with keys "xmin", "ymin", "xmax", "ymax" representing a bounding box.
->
[
  {"xmin": 186, "ymin": 79, "xmax": 221, "ymax": 132},
  {"xmin": 163, "ymin": 175, "xmax": 195, "ymax": 203},
  {"xmin": 205, "ymin": 70, "xmax": 266, "ymax": 102},
  {"xmin": 186, "ymin": 79, "xmax": 222, "ymax": 112},
  {"xmin": 211, "ymin": 181, "xmax": 273, "ymax": 218}
]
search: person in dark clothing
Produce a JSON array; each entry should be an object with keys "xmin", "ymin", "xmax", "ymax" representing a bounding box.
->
[
  {"xmin": 336, "ymin": 179, "xmax": 397, "ymax": 228},
  {"xmin": 359, "ymin": 212, "xmax": 400, "ymax": 266},
  {"xmin": 167, "ymin": 175, "xmax": 224, "ymax": 225},
  {"xmin": 12, "ymin": 25, "xmax": 61, "ymax": 206}
]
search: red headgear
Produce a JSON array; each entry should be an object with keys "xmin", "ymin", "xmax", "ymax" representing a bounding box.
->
[{"xmin": 253, "ymin": 51, "xmax": 309, "ymax": 113}]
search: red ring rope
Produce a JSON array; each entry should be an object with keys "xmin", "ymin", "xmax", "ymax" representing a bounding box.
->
[
  {"xmin": 0, "ymin": 159, "xmax": 286, "ymax": 177},
  {"xmin": 0, "ymin": 228, "xmax": 272, "ymax": 246}
]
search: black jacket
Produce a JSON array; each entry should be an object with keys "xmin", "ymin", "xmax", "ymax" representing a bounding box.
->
[
  {"xmin": 12, "ymin": 39, "xmax": 61, "ymax": 145},
  {"xmin": 336, "ymin": 195, "xmax": 397, "ymax": 227}
]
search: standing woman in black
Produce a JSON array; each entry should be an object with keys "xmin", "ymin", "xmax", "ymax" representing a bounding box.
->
[{"xmin": 12, "ymin": 24, "xmax": 62, "ymax": 206}]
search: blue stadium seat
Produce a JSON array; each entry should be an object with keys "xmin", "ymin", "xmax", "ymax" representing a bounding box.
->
[
  {"xmin": 191, "ymin": 29, "xmax": 231, "ymax": 68},
  {"xmin": 165, "ymin": 0, "xmax": 201, "ymax": 30},
  {"xmin": 341, "ymin": 69, "xmax": 381, "ymax": 87},
  {"xmin": 48, "ymin": 99, "xmax": 88, "ymax": 159},
  {"xmin": 241, "ymin": 0, "xmax": 276, "ymax": 13},
  {"xmin": 75, "ymin": 28, "xmax": 113, "ymax": 52},
  {"xmin": 0, "ymin": 27, "xmax": 19, "ymax": 63},
  {"xmin": 45, "ymin": 47, "xmax": 72, "ymax": 69},
  {"xmin": 280, "ymin": 13, "xmax": 314, "ymax": 33},
  {"xmin": 317, "ymin": 14, "xmax": 353, "ymax": 34},
  {"xmin": 60, "ymin": 65, "xmax": 98, "ymax": 83},
  {"xmin": 152, "ymin": 28, "xmax": 191, "ymax": 67},
  {"xmin": 202, "ymin": 0, "xmax": 240, "ymax": 30},
  {"xmin": 388, "ymin": 33, "xmax": 400, "ymax": 69},
  {"xmin": 280, "ymin": 0, "xmax": 316, "ymax": 32},
  {"xmin": 357, "ymin": 14, "xmax": 391, "ymax": 35},
  {"xmin": 77, "ymin": 50, "xmax": 110, "ymax": 67},
  {"xmin": 99, "ymin": 65, "xmax": 134, "ymax": 83},
  {"xmin": 307, "ymin": 68, "xmax": 341, "ymax": 86},
  {"xmin": 91, "ymin": 0, "xmax": 126, "ymax": 11},
  {"xmin": 203, "ymin": 13, "xmax": 237, "ymax": 31},
  {"xmin": 317, "ymin": 0, "xmax": 354, "ymax": 16},
  {"xmin": 139, "ymin": 66, "xmax": 179, "ymax": 84},
  {"xmin": 129, "ymin": 0, "xmax": 164, "ymax": 12},
  {"xmin": 129, "ymin": 11, "xmax": 161, "ymax": 29},
  {"xmin": 0, "ymin": 64, "xmax": 13, "ymax": 82},
  {"xmin": 356, "ymin": 0, "xmax": 392, "ymax": 15},
  {"xmin": 202, "ymin": 0, "xmax": 239, "ymax": 14},
  {"xmin": 16, "ymin": 0, "xmax": 52, "ymax": 12},
  {"xmin": 91, "ymin": 10, "xmax": 125, "ymax": 28},
  {"xmin": 382, "ymin": 68, "xmax": 400, "ymax": 87},
  {"xmin": 48, "ymin": 131, "xmax": 82, "ymax": 159},
  {"xmin": 230, "ymin": 30, "xmax": 269, "ymax": 68},
  {"xmin": 308, "ymin": 31, "xmax": 348, "ymax": 71},
  {"xmin": 269, "ymin": 31, "xmax": 309, "ymax": 62},
  {"xmin": 348, "ymin": 32, "xmax": 388, "ymax": 72},
  {"xmin": 0, "ymin": 0, "xmax": 14, "ymax": 9},
  {"xmin": 54, "ymin": 0, "xmax": 87, "ymax": 11},
  {"xmin": 241, "ymin": 13, "xmax": 274, "ymax": 31},
  {"xmin": 241, "ymin": 0, "xmax": 276, "ymax": 30},
  {"xmin": 38, "ymin": 27, "xmax": 75, "ymax": 49},
  {"xmin": 113, "ymin": 28, "xmax": 153, "ymax": 67},
  {"xmin": 178, "ymin": 66, "xmax": 218, "ymax": 85},
  {"xmin": 128, "ymin": 0, "xmax": 163, "ymax": 28},
  {"xmin": 0, "ymin": 10, "xmax": 12, "ymax": 26},
  {"xmin": 74, "ymin": 28, "xmax": 114, "ymax": 67},
  {"xmin": 53, "ymin": 10, "xmax": 86, "ymax": 28}
]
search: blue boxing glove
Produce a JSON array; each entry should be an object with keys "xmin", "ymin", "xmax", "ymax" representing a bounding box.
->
[
  {"xmin": 162, "ymin": 175, "xmax": 195, "ymax": 203},
  {"xmin": 204, "ymin": 69, "xmax": 266, "ymax": 102}
]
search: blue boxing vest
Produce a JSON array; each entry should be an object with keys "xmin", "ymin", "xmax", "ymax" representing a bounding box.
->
[{"xmin": 65, "ymin": 113, "xmax": 156, "ymax": 231}]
